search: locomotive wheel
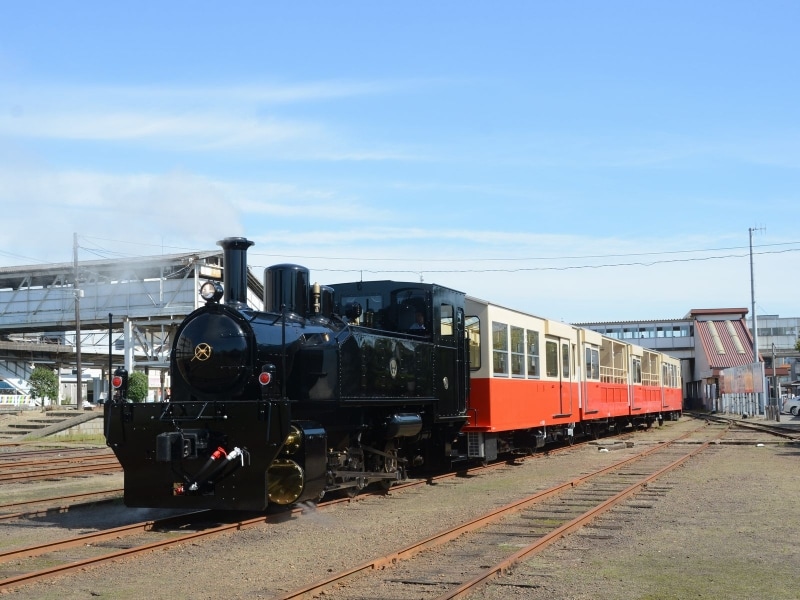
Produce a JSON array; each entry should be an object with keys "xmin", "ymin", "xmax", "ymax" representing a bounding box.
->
[
  {"xmin": 346, "ymin": 477, "xmax": 366, "ymax": 498},
  {"xmin": 379, "ymin": 441, "xmax": 398, "ymax": 491},
  {"xmin": 344, "ymin": 448, "xmax": 366, "ymax": 498}
]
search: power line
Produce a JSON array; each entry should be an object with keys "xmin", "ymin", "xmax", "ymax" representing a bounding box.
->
[
  {"xmin": 249, "ymin": 241, "xmax": 800, "ymax": 263},
  {"xmin": 79, "ymin": 234, "xmax": 800, "ymax": 263},
  {"xmin": 296, "ymin": 247, "xmax": 800, "ymax": 275},
  {"xmin": 76, "ymin": 234, "xmax": 800, "ymax": 275}
]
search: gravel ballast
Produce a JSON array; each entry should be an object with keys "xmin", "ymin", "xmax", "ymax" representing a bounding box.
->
[{"xmin": 5, "ymin": 416, "xmax": 800, "ymax": 600}]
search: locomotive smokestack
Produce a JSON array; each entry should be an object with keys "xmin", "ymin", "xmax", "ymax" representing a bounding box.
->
[{"xmin": 217, "ymin": 237, "xmax": 254, "ymax": 307}]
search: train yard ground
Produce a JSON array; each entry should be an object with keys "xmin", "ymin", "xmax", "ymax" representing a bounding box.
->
[{"xmin": 0, "ymin": 414, "xmax": 798, "ymax": 599}]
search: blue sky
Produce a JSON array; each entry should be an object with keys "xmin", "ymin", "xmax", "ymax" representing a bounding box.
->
[{"xmin": 1, "ymin": 2, "xmax": 798, "ymax": 323}]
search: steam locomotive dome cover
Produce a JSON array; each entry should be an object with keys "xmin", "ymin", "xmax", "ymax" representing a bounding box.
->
[{"xmin": 174, "ymin": 308, "xmax": 251, "ymax": 396}]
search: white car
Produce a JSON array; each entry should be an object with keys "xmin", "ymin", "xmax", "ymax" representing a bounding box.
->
[{"xmin": 782, "ymin": 396, "xmax": 800, "ymax": 416}]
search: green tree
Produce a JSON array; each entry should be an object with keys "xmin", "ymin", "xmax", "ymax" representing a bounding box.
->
[
  {"xmin": 795, "ymin": 338, "xmax": 800, "ymax": 352},
  {"xmin": 29, "ymin": 366, "xmax": 59, "ymax": 405},
  {"xmin": 127, "ymin": 371, "xmax": 149, "ymax": 403}
]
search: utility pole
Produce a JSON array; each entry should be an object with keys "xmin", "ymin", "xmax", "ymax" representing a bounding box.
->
[
  {"xmin": 748, "ymin": 226, "xmax": 765, "ymax": 415},
  {"xmin": 74, "ymin": 233, "xmax": 83, "ymax": 410},
  {"xmin": 772, "ymin": 343, "xmax": 780, "ymax": 422},
  {"xmin": 749, "ymin": 227, "xmax": 758, "ymax": 364}
]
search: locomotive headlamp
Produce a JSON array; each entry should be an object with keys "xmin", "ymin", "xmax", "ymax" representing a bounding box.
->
[
  {"xmin": 111, "ymin": 367, "xmax": 128, "ymax": 402},
  {"xmin": 259, "ymin": 364, "xmax": 276, "ymax": 386},
  {"xmin": 200, "ymin": 280, "xmax": 224, "ymax": 303}
]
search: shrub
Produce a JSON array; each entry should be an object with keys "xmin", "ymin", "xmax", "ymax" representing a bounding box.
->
[
  {"xmin": 128, "ymin": 371, "xmax": 149, "ymax": 403},
  {"xmin": 29, "ymin": 366, "xmax": 59, "ymax": 404}
]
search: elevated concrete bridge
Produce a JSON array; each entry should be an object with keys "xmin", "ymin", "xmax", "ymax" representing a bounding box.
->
[{"xmin": 0, "ymin": 249, "xmax": 264, "ymax": 397}]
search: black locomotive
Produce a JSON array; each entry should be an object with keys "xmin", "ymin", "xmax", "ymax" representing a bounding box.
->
[{"xmin": 104, "ymin": 238, "xmax": 469, "ymax": 511}]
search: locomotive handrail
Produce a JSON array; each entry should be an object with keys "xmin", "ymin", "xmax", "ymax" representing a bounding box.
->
[{"xmin": 158, "ymin": 401, "xmax": 219, "ymax": 422}]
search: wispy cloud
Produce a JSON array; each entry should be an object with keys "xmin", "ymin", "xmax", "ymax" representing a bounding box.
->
[
  {"xmin": 3, "ymin": 79, "xmax": 424, "ymax": 110},
  {"xmin": 0, "ymin": 79, "xmax": 435, "ymax": 160}
]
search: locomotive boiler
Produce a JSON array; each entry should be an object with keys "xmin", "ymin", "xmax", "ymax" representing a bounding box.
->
[{"xmin": 104, "ymin": 237, "xmax": 470, "ymax": 511}]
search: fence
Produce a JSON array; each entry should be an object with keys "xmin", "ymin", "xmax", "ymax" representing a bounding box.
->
[
  {"xmin": 0, "ymin": 394, "xmax": 35, "ymax": 407},
  {"xmin": 719, "ymin": 362, "xmax": 765, "ymax": 416}
]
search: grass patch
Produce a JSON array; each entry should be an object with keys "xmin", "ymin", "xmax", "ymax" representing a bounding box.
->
[{"xmin": 50, "ymin": 433, "xmax": 107, "ymax": 444}]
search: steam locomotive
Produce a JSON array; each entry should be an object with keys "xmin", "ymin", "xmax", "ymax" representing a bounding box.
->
[
  {"xmin": 105, "ymin": 236, "xmax": 683, "ymax": 512},
  {"xmin": 104, "ymin": 238, "xmax": 470, "ymax": 511}
]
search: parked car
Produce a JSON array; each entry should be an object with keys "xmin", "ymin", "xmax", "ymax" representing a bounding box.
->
[{"xmin": 782, "ymin": 396, "xmax": 800, "ymax": 416}]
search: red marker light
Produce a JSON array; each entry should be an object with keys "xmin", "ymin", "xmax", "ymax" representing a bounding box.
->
[
  {"xmin": 258, "ymin": 372, "xmax": 272, "ymax": 386},
  {"xmin": 112, "ymin": 375, "xmax": 123, "ymax": 388}
]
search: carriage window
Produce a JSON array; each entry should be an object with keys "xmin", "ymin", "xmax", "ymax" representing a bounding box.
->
[
  {"xmin": 510, "ymin": 326, "xmax": 524, "ymax": 377},
  {"xmin": 527, "ymin": 329, "xmax": 540, "ymax": 378},
  {"xmin": 586, "ymin": 346, "xmax": 600, "ymax": 380},
  {"xmin": 562, "ymin": 342, "xmax": 570, "ymax": 378},
  {"xmin": 632, "ymin": 357, "xmax": 642, "ymax": 384},
  {"xmin": 545, "ymin": 339, "xmax": 559, "ymax": 377},
  {"xmin": 492, "ymin": 322, "xmax": 508, "ymax": 376},
  {"xmin": 440, "ymin": 304, "xmax": 453, "ymax": 337},
  {"xmin": 664, "ymin": 363, "xmax": 677, "ymax": 388},
  {"xmin": 466, "ymin": 316, "xmax": 480, "ymax": 370}
]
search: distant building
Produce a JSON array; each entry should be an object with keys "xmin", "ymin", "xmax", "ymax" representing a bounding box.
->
[{"xmin": 576, "ymin": 308, "xmax": 799, "ymax": 410}]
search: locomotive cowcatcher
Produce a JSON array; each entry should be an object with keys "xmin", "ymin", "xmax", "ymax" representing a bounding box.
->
[{"xmin": 104, "ymin": 237, "xmax": 470, "ymax": 511}]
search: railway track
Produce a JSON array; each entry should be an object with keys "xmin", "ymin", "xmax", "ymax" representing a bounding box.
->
[
  {"xmin": 0, "ymin": 458, "xmax": 122, "ymax": 483},
  {"xmin": 0, "ymin": 446, "xmax": 120, "ymax": 484},
  {"xmin": 0, "ymin": 489, "xmax": 124, "ymax": 521},
  {"xmin": 0, "ymin": 494, "xmax": 371, "ymax": 591},
  {"xmin": 0, "ymin": 445, "xmax": 111, "ymax": 459},
  {"xmin": 272, "ymin": 422, "xmax": 730, "ymax": 600},
  {"xmin": 3, "ymin": 417, "xmax": 784, "ymax": 595},
  {"xmin": 0, "ymin": 434, "xmax": 641, "ymax": 591},
  {"xmin": 694, "ymin": 411, "xmax": 800, "ymax": 442}
]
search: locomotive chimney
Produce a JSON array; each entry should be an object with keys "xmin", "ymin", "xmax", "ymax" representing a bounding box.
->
[{"xmin": 217, "ymin": 237, "xmax": 254, "ymax": 307}]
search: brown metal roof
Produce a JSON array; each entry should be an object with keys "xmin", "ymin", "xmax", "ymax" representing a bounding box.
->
[
  {"xmin": 688, "ymin": 308, "xmax": 749, "ymax": 317},
  {"xmin": 696, "ymin": 319, "xmax": 755, "ymax": 370}
]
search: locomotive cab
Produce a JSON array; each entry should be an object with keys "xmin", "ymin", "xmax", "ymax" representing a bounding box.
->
[{"xmin": 330, "ymin": 279, "xmax": 469, "ymax": 421}]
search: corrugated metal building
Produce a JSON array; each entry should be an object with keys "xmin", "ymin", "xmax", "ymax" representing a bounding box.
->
[{"xmin": 577, "ymin": 308, "xmax": 763, "ymax": 410}]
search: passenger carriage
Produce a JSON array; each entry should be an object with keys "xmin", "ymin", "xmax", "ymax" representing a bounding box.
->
[
  {"xmin": 462, "ymin": 298, "xmax": 683, "ymax": 461},
  {"xmin": 660, "ymin": 354, "xmax": 683, "ymax": 420},
  {"xmin": 580, "ymin": 328, "xmax": 631, "ymax": 426},
  {"xmin": 629, "ymin": 346, "xmax": 683, "ymax": 425},
  {"xmin": 463, "ymin": 297, "xmax": 581, "ymax": 460}
]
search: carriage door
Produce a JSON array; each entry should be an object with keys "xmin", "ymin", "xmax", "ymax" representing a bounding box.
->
[
  {"xmin": 456, "ymin": 307, "xmax": 468, "ymax": 413},
  {"xmin": 546, "ymin": 336, "xmax": 574, "ymax": 417},
  {"xmin": 437, "ymin": 302, "xmax": 466, "ymax": 417}
]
